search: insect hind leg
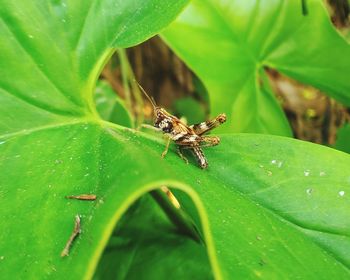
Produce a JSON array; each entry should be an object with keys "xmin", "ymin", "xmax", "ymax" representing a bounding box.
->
[
  {"xmin": 190, "ymin": 113, "xmax": 226, "ymax": 135},
  {"xmin": 191, "ymin": 146, "xmax": 208, "ymax": 169},
  {"xmin": 200, "ymin": 136, "xmax": 220, "ymax": 147},
  {"xmin": 161, "ymin": 137, "xmax": 171, "ymax": 158},
  {"xmin": 180, "ymin": 136, "xmax": 220, "ymax": 149}
]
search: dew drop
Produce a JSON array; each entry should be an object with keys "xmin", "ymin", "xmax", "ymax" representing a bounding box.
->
[
  {"xmin": 339, "ymin": 191, "xmax": 345, "ymax": 197},
  {"xmin": 306, "ymin": 188, "xmax": 313, "ymax": 195},
  {"xmin": 0, "ymin": 256, "xmax": 4, "ymax": 260},
  {"xmin": 28, "ymin": 34, "xmax": 34, "ymax": 39},
  {"xmin": 271, "ymin": 160, "xmax": 283, "ymax": 168},
  {"xmin": 304, "ymin": 170, "xmax": 310, "ymax": 176}
]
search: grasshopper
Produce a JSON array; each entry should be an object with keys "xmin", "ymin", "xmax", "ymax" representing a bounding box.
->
[{"xmin": 138, "ymin": 84, "xmax": 226, "ymax": 169}]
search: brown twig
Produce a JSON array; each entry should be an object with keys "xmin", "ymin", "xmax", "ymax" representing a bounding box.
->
[
  {"xmin": 301, "ymin": 0, "xmax": 308, "ymax": 15},
  {"xmin": 61, "ymin": 215, "xmax": 81, "ymax": 257},
  {"xmin": 65, "ymin": 194, "xmax": 97, "ymax": 201},
  {"xmin": 150, "ymin": 189, "xmax": 202, "ymax": 243}
]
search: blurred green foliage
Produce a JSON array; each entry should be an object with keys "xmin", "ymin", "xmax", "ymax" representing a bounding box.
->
[
  {"xmin": 335, "ymin": 123, "xmax": 350, "ymax": 153},
  {"xmin": 162, "ymin": 0, "xmax": 350, "ymax": 136}
]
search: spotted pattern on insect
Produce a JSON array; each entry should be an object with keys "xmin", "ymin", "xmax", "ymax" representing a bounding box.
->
[
  {"xmin": 158, "ymin": 119, "xmax": 173, "ymax": 133},
  {"xmin": 138, "ymin": 83, "xmax": 226, "ymax": 169},
  {"xmin": 172, "ymin": 132, "xmax": 187, "ymax": 141}
]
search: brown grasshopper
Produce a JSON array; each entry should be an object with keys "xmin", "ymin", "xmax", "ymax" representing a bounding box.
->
[{"xmin": 138, "ymin": 84, "xmax": 226, "ymax": 169}]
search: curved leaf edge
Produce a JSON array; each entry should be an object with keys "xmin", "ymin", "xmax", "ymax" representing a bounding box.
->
[{"xmin": 84, "ymin": 178, "xmax": 223, "ymax": 280}]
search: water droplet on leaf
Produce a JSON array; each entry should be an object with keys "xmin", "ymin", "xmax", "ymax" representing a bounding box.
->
[{"xmin": 306, "ymin": 188, "xmax": 313, "ymax": 195}]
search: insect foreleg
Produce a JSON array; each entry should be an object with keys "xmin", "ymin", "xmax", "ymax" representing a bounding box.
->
[
  {"xmin": 140, "ymin": 124, "xmax": 162, "ymax": 132},
  {"xmin": 161, "ymin": 136, "xmax": 171, "ymax": 158}
]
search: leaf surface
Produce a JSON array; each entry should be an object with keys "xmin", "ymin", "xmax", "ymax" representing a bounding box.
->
[{"xmin": 1, "ymin": 1, "xmax": 350, "ymax": 279}]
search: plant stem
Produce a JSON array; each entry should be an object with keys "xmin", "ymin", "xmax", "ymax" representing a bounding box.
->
[
  {"xmin": 117, "ymin": 48, "xmax": 144, "ymax": 128},
  {"xmin": 301, "ymin": 0, "xmax": 308, "ymax": 15},
  {"xmin": 118, "ymin": 49, "xmax": 132, "ymax": 112},
  {"xmin": 150, "ymin": 189, "xmax": 203, "ymax": 243}
]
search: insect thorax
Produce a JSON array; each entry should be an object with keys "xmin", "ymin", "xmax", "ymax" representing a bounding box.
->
[{"xmin": 154, "ymin": 115, "xmax": 173, "ymax": 133}]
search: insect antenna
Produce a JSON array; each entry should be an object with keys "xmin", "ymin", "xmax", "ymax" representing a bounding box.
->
[{"xmin": 135, "ymin": 80, "xmax": 157, "ymax": 109}]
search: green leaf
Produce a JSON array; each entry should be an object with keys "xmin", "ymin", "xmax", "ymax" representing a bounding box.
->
[
  {"xmin": 0, "ymin": 0, "xmax": 189, "ymax": 135},
  {"xmin": 161, "ymin": 0, "xmax": 350, "ymax": 135},
  {"xmin": 94, "ymin": 80, "xmax": 134, "ymax": 128},
  {"xmin": 2, "ymin": 124, "xmax": 350, "ymax": 278},
  {"xmin": 1, "ymin": 1, "xmax": 350, "ymax": 279}
]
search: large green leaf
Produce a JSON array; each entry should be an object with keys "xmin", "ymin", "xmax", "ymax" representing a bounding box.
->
[
  {"xmin": 0, "ymin": 0, "xmax": 188, "ymax": 134},
  {"xmin": 161, "ymin": 0, "xmax": 350, "ymax": 135},
  {"xmin": 1, "ymin": 1, "xmax": 350, "ymax": 279},
  {"xmin": 2, "ymin": 124, "xmax": 350, "ymax": 279}
]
